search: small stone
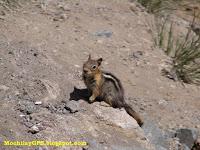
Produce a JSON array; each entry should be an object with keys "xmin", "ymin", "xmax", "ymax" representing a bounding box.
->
[
  {"xmin": 0, "ymin": 16, "xmax": 5, "ymax": 20},
  {"xmin": 63, "ymin": 5, "xmax": 71, "ymax": 11},
  {"xmin": 35, "ymin": 101, "xmax": 42, "ymax": 105},
  {"xmin": 94, "ymin": 30, "xmax": 113, "ymax": 38},
  {"xmin": 99, "ymin": 102, "xmax": 110, "ymax": 107},
  {"xmin": 131, "ymin": 51, "xmax": 143, "ymax": 59},
  {"xmin": 97, "ymin": 39, "xmax": 103, "ymax": 44},
  {"xmin": 195, "ymin": 125, "xmax": 200, "ymax": 129},
  {"xmin": 53, "ymin": 17, "xmax": 59, "ymax": 21},
  {"xmin": 130, "ymin": 3, "xmax": 138, "ymax": 12},
  {"xmin": 19, "ymin": 114, "xmax": 26, "ymax": 117},
  {"xmin": 28, "ymin": 125, "xmax": 40, "ymax": 134},
  {"xmin": 74, "ymin": 65, "xmax": 80, "ymax": 68},
  {"xmin": 24, "ymin": 122, "xmax": 34, "ymax": 128},
  {"xmin": 0, "ymin": 85, "xmax": 9, "ymax": 91},
  {"xmin": 104, "ymin": 61, "xmax": 108, "ymax": 65},
  {"xmin": 158, "ymin": 99, "xmax": 168, "ymax": 106},
  {"xmin": 58, "ymin": 3, "xmax": 71, "ymax": 11},
  {"xmin": 60, "ymin": 14, "xmax": 68, "ymax": 20}
]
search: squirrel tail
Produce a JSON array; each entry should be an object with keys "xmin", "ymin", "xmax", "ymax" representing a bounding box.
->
[{"xmin": 123, "ymin": 103, "xmax": 144, "ymax": 127}]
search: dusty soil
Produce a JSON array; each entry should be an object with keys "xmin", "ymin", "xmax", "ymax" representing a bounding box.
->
[{"xmin": 0, "ymin": 0, "xmax": 199, "ymax": 150}]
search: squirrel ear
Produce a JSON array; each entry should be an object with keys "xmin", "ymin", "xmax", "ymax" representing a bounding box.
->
[
  {"xmin": 88, "ymin": 54, "xmax": 91, "ymax": 60},
  {"xmin": 97, "ymin": 58, "xmax": 103, "ymax": 66}
]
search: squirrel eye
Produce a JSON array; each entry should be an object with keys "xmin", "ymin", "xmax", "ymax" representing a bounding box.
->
[{"xmin": 92, "ymin": 65, "xmax": 96, "ymax": 70}]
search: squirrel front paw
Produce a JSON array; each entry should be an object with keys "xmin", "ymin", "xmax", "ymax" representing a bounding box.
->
[{"xmin": 89, "ymin": 96, "xmax": 95, "ymax": 103}]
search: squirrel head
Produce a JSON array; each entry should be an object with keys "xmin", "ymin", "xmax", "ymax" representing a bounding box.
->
[{"xmin": 83, "ymin": 54, "xmax": 103, "ymax": 77}]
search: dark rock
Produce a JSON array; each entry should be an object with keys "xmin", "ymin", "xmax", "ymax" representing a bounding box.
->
[
  {"xmin": 94, "ymin": 30, "xmax": 113, "ymax": 38},
  {"xmin": 143, "ymin": 120, "xmax": 171, "ymax": 150},
  {"xmin": 132, "ymin": 51, "xmax": 143, "ymax": 59},
  {"xmin": 175, "ymin": 128, "xmax": 199, "ymax": 149}
]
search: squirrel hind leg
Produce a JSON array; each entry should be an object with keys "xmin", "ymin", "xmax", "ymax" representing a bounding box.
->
[{"xmin": 104, "ymin": 95, "xmax": 114, "ymax": 106}]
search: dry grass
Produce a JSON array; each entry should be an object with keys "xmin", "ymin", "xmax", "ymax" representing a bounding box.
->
[
  {"xmin": 137, "ymin": 0, "xmax": 177, "ymax": 14},
  {"xmin": 0, "ymin": 0, "xmax": 21, "ymax": 10},
  {"xmin": 158, "ymin": 15, "xmax": 200, "ymax": 85},
  {"xmin": 139, "ymin": 0, "xmax": 200, "ymax": 85}
]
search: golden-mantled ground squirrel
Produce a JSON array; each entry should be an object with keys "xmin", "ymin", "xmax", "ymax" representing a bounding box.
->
[{"xmin": 82, "ymin": 55, "xmax": 144, "ymax": 127}]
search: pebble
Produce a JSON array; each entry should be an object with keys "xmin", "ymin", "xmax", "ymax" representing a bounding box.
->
[
  {"xmin": 94, "ymin": 30, "xmax": 113, "ymax": 38},
  {"xmin": 158, "ymin": 99, "xmax": 168, "ymax": 106},
  {"xmin": 0, "ymin": 85, "xmax": 9, "ymax": 91},
  {"xmin": 74, "ymin": 64, "xmax": 80, "ymax": 68},
  {"xmin": 97, "ymin": 39, "xmax": 103, "ymax": 44},
  {"xmin": 19, "ymin": 114, "xmax": 26, "ymax": 117},
  {"xmin": 63, "ymin": 5, "xmax": 71, "ymax": 11},
  {"xmin": 35, "ymin": 101, "xmax": 42, "ymax": 105},
  {"xmin": 28, "ymin": 125, "xmax": 40, "ymax": 134}
]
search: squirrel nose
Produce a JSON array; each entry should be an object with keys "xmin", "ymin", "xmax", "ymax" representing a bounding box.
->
[{"xmin": 83, "ymin": 69, "xmax": 89, "ymax": 73}]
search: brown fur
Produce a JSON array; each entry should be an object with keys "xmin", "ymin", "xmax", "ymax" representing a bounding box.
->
[
  {"xmin": 192, "ymin": 138, "xmax": 200, "ymax": 150},
  {"xmin": 82, "ymin": 55, "xmax": 144, "ymax": 127}
]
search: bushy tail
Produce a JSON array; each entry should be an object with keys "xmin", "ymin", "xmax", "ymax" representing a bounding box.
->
[{"xmin": 123, "ymin": 104, "xmax": 144, "ymax": 127}]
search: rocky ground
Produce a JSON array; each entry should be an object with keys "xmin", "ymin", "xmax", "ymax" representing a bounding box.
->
[{"xmin": 0, "ymin": 0, "xmax": 199, "ymax": 150}]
